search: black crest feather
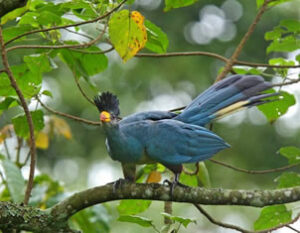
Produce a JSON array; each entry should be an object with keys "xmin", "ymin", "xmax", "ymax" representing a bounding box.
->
[{"xmin": 94, "ymin": 92, "xmax": 120, "ymax": 116}]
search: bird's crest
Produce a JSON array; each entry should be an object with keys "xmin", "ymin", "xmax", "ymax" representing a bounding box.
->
[{"xmin": 94, "ymin": 92, "xmax": 120, "ymax": 116}]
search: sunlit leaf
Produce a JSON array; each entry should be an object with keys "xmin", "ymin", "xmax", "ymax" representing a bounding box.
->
[
  {"xmin": 279, "ymin": 146, "xmax": 300, "ymax": 164},
  {"xmin": 258, "ymin": 90, "xmax": 296, "ymax": 123},
  {"xmin": 118, "ymin": 200, "xmax": 151, "ymax": 215},
  {"xmin": 109, "ymin": 10, "xmax": 147, "ymax": 62},
  {"xmin": 179, "ymin": 170, "xmax": 198, "ymax": 187},
  {"xmin": 2, "ymin": 159, "xmax": 25, "ymax": 203},
  {"xmin": 1, "ymin": 0, "xmax": 30, "ymax": 24},
  {"xmin": 12, "ymin": 110, "xmax": 45, "ymax": 139},
  {"xmin": 161, "ymin": 212, "xmax": 196, "ymax": 228},
  {"xmin": 280, "ymin": 19, "xmax": 300, "ymax": 32},
  {"xmin": 267, "ymin": 36, "xmax": 300, "ymax": 53},
  {"xmin": 2, "ymin": 25, "xmax": 34, "ymax": 42},
  {"xmin": 197, "ymin": 162, "xmax": 211, "ymax": 188},
  {"xmin": 36, "ymin": 131, "xmax": 49, "ymax": 149},
  {"xmin": 118, "ymin": 215, "xmax": 153, "ymax": 227},
  {"xmin": 146, "ymin": 171, "xmax": 162, "ymax": 183},
  {"xmin": 145, "ymin": 20, "xmax": 169, "ymax": 53},
  {"xmin": 254, "ymin": 205, "xmax": 292, "ymax": 230},
  {"xmin": 41, "ymin": 90, "xmax": 53, "ymax": 98},
  {"xmin": 275, "ymin": 172, "xmax": 300, "ymax": 188},
  {"xmin": 164, "ymin": 0, "xmax": 198, "ymax": 12}
]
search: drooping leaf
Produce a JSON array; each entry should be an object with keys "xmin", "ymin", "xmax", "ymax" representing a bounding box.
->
[
  {"xmin": 118, "ymin": 200, "xmax": 151, "ymax": 215},
  {"xmin": 258, "ymin": 90, "xmax": 296, "ymax": 123},
  {"xmin": 197, "ymin": 162, "xmax": 211, "ymax": 188},
  {"xmin": 59, "ymin": 46, "xmax": 108, "ymax": 80},
  {"xmin": 0, "ymin": 125, "xmax": 14, "ymax": 143},
  {"xmin": 179, "ymin": 169, "xmax": 198, "ymax": 187},
  {"xmin": 279, "ymin": 146, "xmax": 300, "ymax": 164},
  {"xmin": 267, "ymin": 35, "xmax": 300, "ymax": 53},
  {"xmin": 41, "ymin": 90, "xmax": 53, "ymax": 98},
  {"xmin": 1, "ymin": 0, "xmax": 31, "ymax": 24},
  {"xmin": 254, "ymin": 205, "xmax": 292, "ymax": 230},
  {"xmin": 275, "ymin": 172, "xmax": 300, "ymax": 188},
  {"xmin": 118, "ymin": 215, "xmax": 153, "ymax": 227},
  {"xmin": 50, "ymin": 116, "xmax": 72, "ymax": 139},
  {"xmin": 2, "ymin": 159, "xmax": 26, "ymax": 203},
  {"xmin": 12, "ymin": 110, "xmax": 45, "ymax": 139},
  {"xmin": 109, "ymin": 10, "xmax": 147, "ymax": 62},
  {"xmin": 164, "ymin": 0, "xmax": 198, "ymax": 12},
  {"xmin": 161, "ymin": 212, "xmax": 196, "ymax": 228},
  {"xmin": 145, "ymin": 20, "xmax": 169, "ymax": 53}
]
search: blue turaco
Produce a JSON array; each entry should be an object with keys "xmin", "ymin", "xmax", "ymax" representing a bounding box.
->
[{"xmin": 94, "ymin": 75, "xmax": 277, "ymax": 185}]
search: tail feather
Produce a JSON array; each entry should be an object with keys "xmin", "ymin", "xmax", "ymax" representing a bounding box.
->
[{"xmin": 175, "ymin": 75, "xmax": 277, "ymax": 126}]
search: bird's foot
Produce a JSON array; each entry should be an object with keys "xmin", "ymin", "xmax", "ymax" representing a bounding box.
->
[
  {"xmin": 112, "ymin": 178, "xmax": 133, "ymax": 194},
  {"xmin": 163, "ymin": 179, "xmax": 188, "ymax": 200}
]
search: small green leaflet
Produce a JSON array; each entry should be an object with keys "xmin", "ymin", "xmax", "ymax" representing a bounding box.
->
[
  {"xmin": 197, "ymin": 162, "xmax": 211, "ymax": 188},
  {"xmin": 161, "ymin": 212, "xmax": 196, "ymax": 228},
  {"xmin": 164, "ymin": 0, "xmax": 198, "ymax": 12},
  {"xmin": 145, "ymin": 20, "xmax": 169, "ymax": 54},
  {"xmin": 117, "ymin": 200, "xmax": 152, "ymax": 215},
  {"xmin": 279, "ymin": 146, "xmax": 300, "ymax": 164},
  {"xmin": 254, "ymin": 205, "xmax": 292, "ymax": 230},
  {"xmin": 258, "ymin": 90, "xmax": 295, "ymax": 123},
  {"xmin": 275, "ymin": 172, "xmax": 300, "ymax": 188},
  {"xmin": 118, "ymin": 215, "xmax": 153, "ymax": 227},
  {"xmin": 2, "ymin": 159, "xmax": 26, "ymax": 203},
  {"xmin": 12, "ymin": 110, "xmax": 45, "ymax": 139}
]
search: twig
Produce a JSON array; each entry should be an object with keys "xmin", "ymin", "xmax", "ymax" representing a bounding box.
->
[
  {"xmin": 215, "ymin": 0, "xmax": 271, "ymax": 82},
  {"xmin": 136, "ymin": 52, "xmax": 300, "ymax": 69},
  {"xmin": 183, "ymin": 162, "xmax": 199, "ymax": 175},
  {"xmin": 194, "ymin": 204, "xmax": 300, "ymax": 233},
  {"xmin": 209, "ymin": 158, "xmax": 300, "ymax": 174},
  {"xmin": 287, "ymin": 225, "xmax": 300, "ymax": 233},
  {"xmin": 73, "ymin": 73, "xmax": 94, "ymax": 105},
  {"xmin": 164, "ymin": 202, "xmax": 172, "ymax": 224},
  {"xmin": 3, "ymin": 139, "xmax": 11, "ymax": 160},
  {"xmin": 4, "ymin": 0, "xmax": 127, "ymax": 45},
  {"xmin": 36, "ymin": 96, "xmax": 100, "ymax": 126},
  {"xmin": 70, "ymin": 46, "xmax": 114, "ymax": 54},
  {"xmin": 272, "ymin": 79, "xmax": 300, "ymax": 87},
  {"xmin": 0, "ymin": 26, "xmax": 36, "ymax": 205},
  {"xmin": 15, "ymin": 137, "xmax": 23, "ymax": 165},
  {"xmin": 62, "ymin": 28, "xmax": 94, "ymax": 40}
]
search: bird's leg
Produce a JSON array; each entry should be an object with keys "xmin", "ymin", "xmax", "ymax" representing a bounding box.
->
[
  {"xmin": 113, "ymin": 163, "xmax": 136, "ymax": 193},
  {"xmin": 163, "ymin": 164, "xmax": 188, "ymax": 200}
]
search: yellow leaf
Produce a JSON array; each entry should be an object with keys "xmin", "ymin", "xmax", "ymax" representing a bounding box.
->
[
  {"xmin": 35, "ymin": 132, "xmax": 49, "ymax": 149},
  {"xmin": 51, "ymin": 116, "xmax": 72, "ymax": 139},
  {"xmin": 0, "ymin": 125, "xmax": 13, "ymax": 143},
  {"xmin": 109, "ymin": 10, "xmax": 147, "ymax": 62},
  {"xmin": 146, "ymin": 171, "xmax": 162, "ymax": 183}
]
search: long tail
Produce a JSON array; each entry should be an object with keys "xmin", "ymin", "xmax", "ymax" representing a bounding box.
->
[{"xmin": 175, "ymin": 75, "xmax": 277, "ymax": 126}]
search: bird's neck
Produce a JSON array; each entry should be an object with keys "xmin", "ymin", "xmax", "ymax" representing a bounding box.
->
[{"xmin": 102, "ymin": 122, "xmax": 120, "ymax": 138}]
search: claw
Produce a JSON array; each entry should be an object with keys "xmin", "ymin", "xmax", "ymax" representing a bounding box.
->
[
  {"xmin": 163, "ymin": 173, "xmax": 188, "ymax": 200},
  {"xmin": 112, "ymin": 178, "xmax": 132, "ymax": 194}
]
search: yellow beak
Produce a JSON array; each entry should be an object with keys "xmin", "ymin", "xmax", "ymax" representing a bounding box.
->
[{"xmin": 100, "ymin": 111, "xmax": 111, "ymax": 122}]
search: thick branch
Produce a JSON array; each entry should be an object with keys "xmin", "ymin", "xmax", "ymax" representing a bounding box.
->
[
  {"xmin": 50, "ymin": 183, "xmax": 300, "ymax": 221},
  {"xmin": 0, "ymin": 0, "xmax": 27, "ymax": 17},
  {"xmin": 0, "ymin": 26, "xmax": 36, "ymax": 205}
]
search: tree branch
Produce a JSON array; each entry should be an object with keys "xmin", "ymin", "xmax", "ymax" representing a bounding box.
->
[
  {"xmin": 215, "ymin": 0, "xmax": 271, "ymax": 82},
  {"xmin": 136, "ymin": 52, "xmax": 300, "ymax": 69},
  {"xmin": 209, "ymin": 159, "xmax": 300, "ymax": 174},
  {"xmin": 36, "ymin": 96, "xmax": 100, "ymax": 125},
  {"xmin": 0, "ymin": 26, "xmax": 36, "ymax": 205},
  {"xmin": 4, "ymin": 0, "xmax": 127, "ymax": 45},
  {"xmin": 194, "ymin": 204, "xmax": 300, "ymax": 233}
]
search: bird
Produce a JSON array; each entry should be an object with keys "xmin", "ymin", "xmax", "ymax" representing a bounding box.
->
[{"xmin": 94, "ymin": 75, "xmax": 277, "ymax": 186}]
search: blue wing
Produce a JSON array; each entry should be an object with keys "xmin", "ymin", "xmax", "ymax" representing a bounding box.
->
[
  {"xmin": 175, "ymin": 75, "xmax": 276, "ymax": 126},
  {"xmin": 120, "ymin": 119, "xmax": 229, "ymax": 165}
]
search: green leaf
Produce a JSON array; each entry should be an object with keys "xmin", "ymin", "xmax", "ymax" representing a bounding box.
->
[
  {"xmin": 256, "ymin": 0, "xmax": 264, "ymax": 8},
  {"xmin": 254, "ymin": 205, "xmax": 292, "ymax": 230},
  {"xmin": 279, "ymin": 146, "xmax": 300, "ymax": 164},
  {"xmin": 280, "ymin": 19, "xmax": 300, "ymax": 32},
  {"xmin": 197, "ymin": 162, "xmax": 211, "ymax": 188},
  {"xmin": 2, "ymin": 159, "xmax": 25, "ymax": 203},
  {"xmin": 59, "ymin": 46, "xmax": 108, "ymax": 80},
  {"xmin": 118, "ymin": 200, "xmax": 151, "ymax": 215},
  {"xmin": 41, "ymin": 90, "xmax": 53, "ymax": 98},
  {"xmin": 161, "ymin": 213, "xmax": 196, "ymax": 228},
  {"xmin": 109, "ymin": 10, "xmax": 147, "ymax": 62},
  {"xmin": 275, "ymin": 172, "xmax": 300, "ymax": 188},
  {"xmin": 24, "ymin": 54, "xmax": 52, "ymax": 75},
  {"xmin": 12, "ymin": 110, "xmax": 45, "ymax": 139},
  {"xmin": 145, "ymin": 20, "xmax": 169, "ymax": 54},
  {"xmin": 267, "ymin": 36, "xmax": 300, "ymax": 53},
  {"xmin": 258, "ymin": 90, "xmax": 296, "ymax": 123},
  {"xmin": 1, "ymin": 0, "xmax": 31, "ymax": 24},
  {"xmin": 118, "ymin": 215, "xmax": 153, "ymax": 227},
  {"xmin": 269, "ymin": 58, "xmax": 294, "ymax": 66},
  {"xmin": 179, "ymin": 170, "xmax": 198, "ymax": 187},
  {"xmin": 2, "ymin": 25, "xmax": 34, "ymax": 42},
  {"xmin": 164, "ymin": 0, "xmax": 198, "ymax": 11}
]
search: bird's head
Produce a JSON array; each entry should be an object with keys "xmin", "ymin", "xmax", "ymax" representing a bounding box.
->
[{"xmin": 94, "ymin": 92, "xmax": 120, "ymax": 124}]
